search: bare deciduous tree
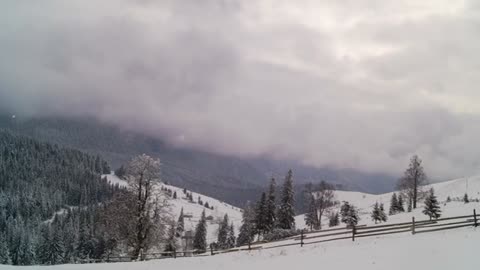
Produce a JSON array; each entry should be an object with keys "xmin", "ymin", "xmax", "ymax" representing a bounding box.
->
[{"xmin": 397, "ymin": 155, "xmax": 427, "ymax": 209}]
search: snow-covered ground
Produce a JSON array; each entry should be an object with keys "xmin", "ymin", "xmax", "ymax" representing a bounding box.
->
[
  {"xmin": 104, "ymin": 173, "xmax": 243, "ymax": 244},
  {"xmin": 296, "ymin": 175, "xmax": 480, "ymax": 229},
  {"xmin": 6, "ymin": 226, "xmax": 479, "ymax": 270}
]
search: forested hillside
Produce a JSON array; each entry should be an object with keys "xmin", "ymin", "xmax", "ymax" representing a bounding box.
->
[
  {"xmin": 0, "ymin": 130, "xmax": 120, "ymax": 265},
  {"xmin": 0, "ymin": 115, "xmax": 395, "ymax": 207}
]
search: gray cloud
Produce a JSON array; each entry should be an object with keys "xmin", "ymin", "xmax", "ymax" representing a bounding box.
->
[{"xmin": 1, "ymin": 0, "xmax": 480, "ymax": 180}]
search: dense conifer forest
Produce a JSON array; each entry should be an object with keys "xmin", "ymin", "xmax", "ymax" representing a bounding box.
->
[{"xmin": 0, "ymin": 130, "xmax": 120, "ymax": 265}]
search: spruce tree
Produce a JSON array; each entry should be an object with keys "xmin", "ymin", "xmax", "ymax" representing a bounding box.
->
[
  {"xmin": 463, "ymin": 193, "xmax": 469, "ymax": 203},
  {"xmin": 193, "ymin": 210, "xmax": 207, "ymax": 252},
  {"xmin": 226, "ymin": 224, "xmax": 236, "ymax": 249},
  {"xmin": 304, "ymin": 194, "xmax": 318, "ymax": 230},
  {"xmin": 254, "ymin": 192, "xmax": 268, "ymax": 235},
  {"xmin": 0, "ymin": 233, "xmax": 12, "ymax": 265},
  {"xmin": 397, "ymin": 194, "xmax": 405, "ymax": 212},
  {"xmin": 423, "ymin": 188, "xmax": 441, "ymax": 220},
  {"xmin": 265, "ymin": 178, "xmax": 277, "ymax": 233},
  {"xmin": 371, "ymin": 202, "xmax": 381, "ymax": 224},
  {"xmin": 340, "ymin": 201, "xmax": 359, "ymax": 227},
  {"xmin": 389, "ymin": 193, "xmax": 398, "ymax": 215},
  {"xmin": 277, "ymin": 170, "xmax": 295, "ymax": 230},
  {"xmin": 217, "ymin": 214, "xmax": 229, "ymax": 249},
  {"xmin": 328, "ymin": 212, "xmax": 340, "ymax": 227},
  {"xmin": 379, "ymin": 203, "xmax": 387, "ymax": 222},
  {"xmin": 176, "ymin": 208, "xmax": 185, "ymax": 237},
  {"xmin": 237, "ymin": 203, "xmax": 256, "ymax": 247}
]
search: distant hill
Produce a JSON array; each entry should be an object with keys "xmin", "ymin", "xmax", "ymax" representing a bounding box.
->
[{"xmin": 0, "ymin": 114, "xmax": 396, "ymax": 207}]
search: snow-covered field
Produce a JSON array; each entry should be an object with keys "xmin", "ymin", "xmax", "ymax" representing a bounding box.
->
[
  {"xmin": 296, "ymin": 175, "xmax": 480, "ymax": 229},
  {"xmin": 5, "ymin": 226, "xmax": 479, "ymax": 270},
  {"xmin": 104, "ymin": 173, "xmax": 243, "ymax": 244}
]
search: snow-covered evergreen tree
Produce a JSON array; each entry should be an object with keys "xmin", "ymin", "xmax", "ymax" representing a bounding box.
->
[
  {"xmin": 423, "ymin": 188, "xmax": 441, "ymax": 220},
  {"xmin": 265, "ymin": 178, "xmax": 277, "ymax": 233},
  {"xmin": 389, "ymin": 193, "xmax": 398, "ymax": 215},
  {"xmin": 340, "ymin": 201, "xmax": 359, "ymax": 227},
  {"xmin": 277, "ymin": 170, "xmax": 295, "ymax": 230},
  {"xmin": 371, "ymin": 202, "xmax": 381, "ymax": 224},
  {"xmin": 176, "ymin": 208, "xmax": 185, "ymax": 237},
  {"xmin": 304, "ymin": 193, "xmax": 319, "ymax": 230},
  {"xmin": 463, "ymin": 193, "xmax": 469, "ymax": 203},
  {"xmin": 397, "ymin": 194, "xmax": 405, "ymax": 212},
  {"xmin": 164, "ymin": 221, "xmax": 177, "ymax": 254},
  {"xmin": 193, "ymin": 210, "xmax": 207, "ymax": 252},
  {"xmin": 328, "ymin": 212, "xmax": 340, "ymax": 227},
  {"xmin": 0, "ymin": 233, "xmax": 11, "ymax": 264},
  {"xmin": 237, "ymin": 202, "xmax": 256, "ymax": 247},
  {"xmin": 255, "ymin": 192, "xmax": 268, "ymax": 235},
  {"xmin": 226, "ymin": 224, "xmax": 236, "ymax": 249},
  {"xmin": 217, "ymin": 214, "xmax": 230, "ymax": 249},
  {"xmin": 379, "ymin": 203, "xmax": 387, "ymax": 222}
]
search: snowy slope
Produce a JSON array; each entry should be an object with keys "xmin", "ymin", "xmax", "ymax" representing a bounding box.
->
[
  {"xmin": 296, "ymin": 175, "xmax": 480, "ymax": 229},
  {"xmin": 104, "ymin": 173, "xmax": 243, "ymax": 243},
  {"xmin": 8, "ymin": 227, "xmax": 480, "ymax": 270}
]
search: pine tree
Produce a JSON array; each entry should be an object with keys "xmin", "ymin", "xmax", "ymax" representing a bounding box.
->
[
  {"xmin": 193, "ymin": 210, "xmax": 207, "ymax": 252},
  {"xmin": 446, "ymin": 196, "xmax": 451, "ymax": 203},
  {"xmin": 254, "ymin": 192, "xmax": 268, "ymax": 235},
  {"xmin": 226, "ymin": 224, "xmax": 236, "ymax": 249},
  {"xmin": 304, "ymin": 194, "xmax": 319, "ymax": 230},
  {"xmin": 423, "ymin": 188, "xmax": 441, "ymax": 220},
  {"xmin": 371, "ymin": 202, "xmax": 381, "ymax": 224},
  {"xmin": 397, "ymin": 194, "xmax": 405, "ymax": 212},
  {"xmin": 173, "ymin": 191, "xmax": 177, "ymax": 199},
  {"xmin": 277, "ymin": 170, "xmax": 295, "ymax": 230},
  {"xmin": 328, "ymin": 212, "xmax": 340, "ymax": 227},
  {"xmin": 463, "ymin": 193, "xmax": 469, "ymax": 203},
  {"xmin": 265, "ymin": 178, "xmax": 277, "ymax": 233},
  {"xmin": 0, "ymin": 233, "xmax": 12, "ymax": 265},
  {"xmin": 217, "ymin": 214, "xmax": 229, "ymax": 249},
  {"xmin": 164, "ymin": 221, "xmax": 177, "ymax": 254},
  {"xmin": 176, "ymin": 208, "xmax": 184, "ymax": 237},
  {"xmin": 389, "ymin": 193, "xmax": 398, "ymax": 215},
  {"xmin": 340, "ymin": 201, "xmax": 359, "ymax": 227},
  {"xmin": 379, "ymin": 203, "xmax": 387, "ymax": 222},
  {"xmin": 237, "ymin": 203, "xmax": 256, "ymax": 247}
]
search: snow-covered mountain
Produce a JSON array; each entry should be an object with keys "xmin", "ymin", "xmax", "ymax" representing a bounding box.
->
[{"xmin": 104, "ymin": 173, "xmax": 243, "ymax": 244}]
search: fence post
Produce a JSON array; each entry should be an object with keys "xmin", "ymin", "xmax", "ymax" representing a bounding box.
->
[
  {"xmin": 300, "ymin": 230, "xmax": 304, "ymax": 247},
  {"xmin": 173, "ymin": 247, "xmax": 177, "ymax": 259},
  {"xmin": 411, "ymin": 217, "xmax": 416, "ymax": 235},
  {"xmin": 352, "ymin": 225, "xmax": 356, "ymax": 241},
  {"xmin": 248, "ymin": 239, "xmax": 251, "ymax": 251},
  {"xmin": 210, "ymin": 244, "xmax": 214, "ymax": 256},
  {"xmin": 474, "ymin": 209, "xmax": 478, "ymax": 227}
]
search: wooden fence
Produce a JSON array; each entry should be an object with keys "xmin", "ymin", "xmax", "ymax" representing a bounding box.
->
[{"xmin": 78, "ymin": 209, "xmax": 479, "ymax": 264}]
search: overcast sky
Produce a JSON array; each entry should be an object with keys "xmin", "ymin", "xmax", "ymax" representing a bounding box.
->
[{"xmin": 1, "ymin": 0, "xmax": 480, "ymax": 180}]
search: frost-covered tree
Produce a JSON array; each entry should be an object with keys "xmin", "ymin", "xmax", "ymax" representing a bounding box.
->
[
  {"xmin": 328, "ymin": 212, "xmax": 340, "ymax": 227},
  {"xmin": 423, "ymin": 188, "xmax": 441, "ymax": 220},
  {"xmin": 397, "ymin": 194, "xmax": 405, "ymax": 212},
  {"xmin": 0, "ymin": 233, "xmax": 11, "ymax": 264},
  {"xmin": 193, "ymin": 210, "xmax": 207, "ymax": 252},
  {"xmin": 389, "ymin": 193, "xmax": 399, "ymax": 215},
  {"xmin": 176, "ymin": 208, "xmax": 185, "ymax": 237},
  {"xmin": 255, "ymin": 192, "xmax": 268, "ymax": 235},
  {"xmin": 123, "ymin": 154, "xmax": 169, "ymax": 258},
  {"xmin": 371, "ymin": 202, "xmax": 381, "ymax": 224},
  {"xmin": 164, "ymin": 221, "xmax": 177, "ymax": 254},
  {"xmin": 226, "ymin": 224, "xmax": 236, "ymax": 249},
  {"xmin": 265, "ymin": 178, "xmax": 277, "ymax": 233},
  {"xmin": 397, "ymin": 155, "xmax": 427, "ymax": 209},
  {"xmin": 237, "ymin": 202, "xmax": 256, "ymax": 247},
  {"xmin": 304, "ymin": 193, "xmax": 319, "ymax": 230},
  {"xmin": 277, "ymin": 170, "xmax": 295, "ymax": 230},
  {"xmin": 314, "ymin": 181, "xmax": 335, "ymax": 229},
  {"xmin": 463, "ymin": 193, "xmax": 469, "ymax": 203},
  {"xmin": 340, "ymin": 202, "xmax": 359, "ymax": 227},
  {"xmin": 217, "ymin": 214, "xmax": 230, "ymax": 249},
  {"xmin": 379, "ymin": 203, "xmax": 387, "ymax": 222}
]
